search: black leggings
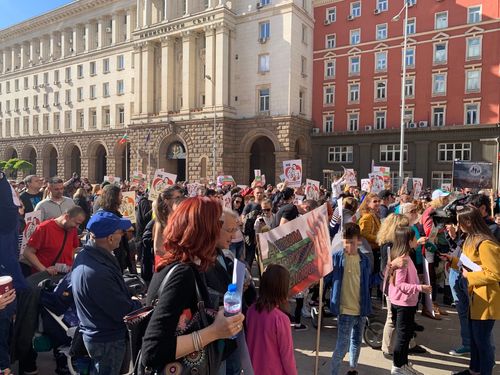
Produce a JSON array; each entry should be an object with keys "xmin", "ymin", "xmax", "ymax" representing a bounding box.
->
[{"xmin": 391, "ymin": 304, "xmax": 417, "ymax": 368}]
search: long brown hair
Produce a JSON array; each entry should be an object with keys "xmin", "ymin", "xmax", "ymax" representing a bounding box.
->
[
  {"xmin": 390, "ymin": 226, "xmax": 415, "ymax": 261},
  {"xmin": 255, "ymin": 264, "xmax": 290, "ymax": 313},
  {"xmin": 377, "ymin": 214, "xmax": 409, "ymax": 246},
  {"xmin": 358, "ymin": 192, "xmax": 379, "ymax": 216},
  {"xmin": 457, "ymin": 206, "xmax": 498, "ymax": 251},
  {"xmin": 157, "ymin": 197, "xmax": 222, "ymax": 272}
]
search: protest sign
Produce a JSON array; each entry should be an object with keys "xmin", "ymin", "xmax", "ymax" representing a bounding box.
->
[
  {"xmin": 452, "ymin": 161, "xmax": 493, "ymax": 189},
  {"xmin": 130, "ymin": 172, "xmax": 146, "ymax": 190},
  {"xmin": 343, "ymin": 168, "xmax": 357, "ymax": 187},
  {"xmin": 283, "ymin": 159, "xmax": 303, "ymax": 188},
  {"xmin": 369, "ymin": 172, "xmax": 384, "ymax": 193},
  {"xmin": 217, "ymin": 175, "xmax": 236, "ymax": 187},
  {"xmin": 305, "ymin": 179, "xmax": 320, "ymax": 200},
  {"xmin": 20, "ymin": 211, "xmax": 42, "ymax": 256},
  {"xmin": 412, "ymin": 178, "xmax": 424, "ymax": 199},
  {"xmin": 373, "ymin": 166, "xmax": 391, "ymax": 187},
  {"xmin": 293, "ymin": 195, "xmax": 305, "ymax": 205},
  {"xmin": 441, "ymin": 183, "xmax": 452, "ymax": 192},
  {"xmin": 279, "ymin": 174, "xmax": 286, "ymax": 182},
  {"xmin": 186, "ymin": 183, "xmax": 201, "ymax": 197},
  {"xmin": 103, "ymin": 176, "xmax": 121, "ymax": 185},
  {"xmin": 222, "ymin": 191, "xmax": 232, "ymax": 209},
  {"xmin": 257, "ymin": 204, "xmax": 333, "ymax": 296},
  {"xmin": 120, "ymin": 191, "xmax": 136, "ymax": 224},
  {"xmin": 149, "ymin": 169, "xmax": 177, "ymax": 201},
  {"xmin": 360, "ymin": 179, "xmax": 371, "ymax": 192},
  {"xmin": 423, "ymin": 258, "xmax": 435, "ymax": 318},
  {"xmin": 254, "ymin": 170, "xmax": 266, "ymax": 187}
]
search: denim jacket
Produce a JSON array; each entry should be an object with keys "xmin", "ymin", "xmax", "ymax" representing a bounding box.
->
[{"xmin": 329, "ymin": 249, "xmax": 372, "ymax": 317}]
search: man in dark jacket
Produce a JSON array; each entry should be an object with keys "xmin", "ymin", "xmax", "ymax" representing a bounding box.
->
[{"xmin": 71, "ymin": 211, "xmax": 141, "ymax": 374}]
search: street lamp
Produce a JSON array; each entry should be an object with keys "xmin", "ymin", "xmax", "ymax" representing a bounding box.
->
[
  {"xmin": 392, "ymin": 1, "xmax": 409, "ymax": 189},
  {"xmin": 205, "ymin": 74, "xmax": 217, "ymax": 181}
]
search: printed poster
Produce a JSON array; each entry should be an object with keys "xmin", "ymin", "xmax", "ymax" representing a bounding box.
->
[
  {"xmin": 305, "ymin": 179, "xmax": 320, "ymax": 200},
  {"xmin": 361, "ymin": 178, "xmax": 371, "ymax": 192},
  {"xmin": 257, "ymin": 204, "xmax": 333, "ymax": 296},
  {"xmin": 293, "ymin": 194, "xmax": 305, "ymax": 205},
  {"xmin": 130, "ymin": 172, "xmax": 147, "ymax": 190},
  {"xmin": 372, "ymin": 166, "xmax": 391, "ymax": 187},
  {"xmin": 187, "ymin": 183, "xmax": 202, "ymax": 197},
  {"xmin": 412, "ymin": 178, "xmax": 424, "ymax": 199},
  {"xmin": 253, "ymin": 170, "xmax": 266, "ymax": 187},
  {"xmin": 283, "ymin": 159, "xmax": 303, "ymax": 188},
  {"xmin": 217, "ymin": 175, "xmax": 236, "ymax": 187},
  {"xmin": 222, "ymin": 191, "xmax": 232, "ymax": 210},
  {"xmin": 369, "ymin": 172, "xmax": 385, "ymax": 194},
  {"xmin": 149, "ymin": 169, "xmax": 177, "ymax": 201},
  {"xmin": 120, "ymin": 191, "xmax": 136, "ymax": 224},
  {"xmin": 423, "ymin": 258, "xmax": 435, "ymax": 318},
  {"xmin": 452, "ymin": 161, "xmax": 493, "ymax": 189},
  {"xmin": 103, "ymin": 176, "xmax": 121, "ymax": 185},
  {"xmin": 343, "ymin": 168, "xmax": 357, "ymax": 187},
  {"xmin": 441, "ymin": 183, "xmax": 452, "ymax": 192},
  {"xmin": 20, "ymin": 211, "xmax": 42, "ymax": 256}
]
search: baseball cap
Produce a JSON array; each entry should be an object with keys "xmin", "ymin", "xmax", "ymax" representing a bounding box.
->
[
  {"xmin": 87, "ymin": 211, "xmax": 132, "ymax": 238},
  {"xmin": 431, "ymin": 189, "xmax": 451, "ymax": 200},
  {"xmin": 378, "ymin": 190, "xmax": 394, "ymax": 200}
]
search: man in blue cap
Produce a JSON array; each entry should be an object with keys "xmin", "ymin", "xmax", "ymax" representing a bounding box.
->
[{"xmin": 71, "ymin": 211, "xmax": 141, "ymax": 374}]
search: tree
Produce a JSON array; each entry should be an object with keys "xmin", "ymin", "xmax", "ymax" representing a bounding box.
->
[{"xmin": 0, "ymin": 158, "xmax": 33, "ymax": 178}]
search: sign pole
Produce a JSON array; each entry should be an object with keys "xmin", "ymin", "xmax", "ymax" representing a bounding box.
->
[{"xmin": 314, "ymin": 278, "xmax": 324, "ymax": 375}]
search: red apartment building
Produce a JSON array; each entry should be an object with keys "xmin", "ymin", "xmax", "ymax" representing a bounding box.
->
[{"xmin": 311, "ymin": 0, "xmax": 500, "ymax": 190}]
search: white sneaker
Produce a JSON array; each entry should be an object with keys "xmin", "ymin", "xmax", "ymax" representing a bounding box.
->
[
  {"xmin": 391, "ymin": 366, "xmax": 405, "ymax": 375},
  {"xmin": 403, "ymin": 364, "xmax": 424, "ymax": 375}
]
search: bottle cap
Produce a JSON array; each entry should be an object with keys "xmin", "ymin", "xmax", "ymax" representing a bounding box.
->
[{"xmin": 228, "ymin": 283, "xmax": 237, "ymax": 293}]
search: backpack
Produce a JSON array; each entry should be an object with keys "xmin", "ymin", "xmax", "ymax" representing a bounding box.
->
[{"xmin": 242, "ymin": 209, "xmax": 261, "ymax": 236}]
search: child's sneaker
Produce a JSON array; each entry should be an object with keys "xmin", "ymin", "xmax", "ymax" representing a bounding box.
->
[{"xmin": 293, "ymin": 323, "xmax": 308, "ymax": 331}]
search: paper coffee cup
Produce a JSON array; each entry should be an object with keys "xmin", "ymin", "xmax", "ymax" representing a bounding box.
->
[{"xmin": 0, "ymin": 276, "xmax": 13, "ymax": 295}]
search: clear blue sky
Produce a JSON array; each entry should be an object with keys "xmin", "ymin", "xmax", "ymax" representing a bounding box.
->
[{"xmin": 0, "ymin": 0, "xmax": 74, "ymax": 30}]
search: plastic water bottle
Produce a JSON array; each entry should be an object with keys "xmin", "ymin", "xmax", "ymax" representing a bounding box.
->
[{"xmin": 224, "ymin": 283, "xmax": 241, "ymax": 339}]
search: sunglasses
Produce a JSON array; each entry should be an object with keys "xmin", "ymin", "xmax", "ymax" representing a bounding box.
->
[
  {"xmin": 234, "ymin": 200, "xmax": 243, "ymax": 204},
  {"xmin": 262, "ymin": 208, "xmax": 271, "ymax": 212}
]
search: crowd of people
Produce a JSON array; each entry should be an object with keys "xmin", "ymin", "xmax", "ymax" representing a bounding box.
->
[{"xmin": 0, "ymin": 169, "xmax": 500, "ymax": 375}]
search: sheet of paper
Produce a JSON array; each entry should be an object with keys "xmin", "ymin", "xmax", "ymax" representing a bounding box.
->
[
  {"xmin": 232, "ymin": 259, "xmax": 246, "ymax": 294},
  {"xmin": 459, "ymin": 253, "xmax": 482, "ymax": 272}
]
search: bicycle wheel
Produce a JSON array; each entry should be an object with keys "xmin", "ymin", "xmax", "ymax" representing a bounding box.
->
[{"xmin": 363, "ymin": 320, "xmax": 385, "ymax": 349}]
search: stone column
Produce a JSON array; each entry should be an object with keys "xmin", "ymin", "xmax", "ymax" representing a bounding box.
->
[
  {"xmin": 11, "ymin": 47, "xmax": 17, "ymax": 70},
  {"xmin": 61, "ymin": 30, "xmax": 71, "ymax": 57},
  {"xmin": 144, "ymin": 0, "xmax": 152, "ymax": 27},
  {"xmin": 141, "ymin": 41, "xmax": 155, "ymax": 114},
  {"xmin": 85, "ymin": 22, "xmax": 94, "ymax": 51},
  {"xmin": 181, "ymin": 31, "xmax": 196, "ymax": 112},
  {"xmin": 160, "ymin": 37, "xmax": 175, "ymax": 114},
  {"xmin": 204, "ymin": 26, "xmax": 215, "ymax": 109},
  {"xmin": 133, "ymin": 44, "xmax": 142, "ymax": 115},
  {"xmin": 98, "ymin": 18, "xmax": 107, "ymax": 49},
  {"xmin": 127, "ymin": 8, "xmax": 134, "ymax": 39},
  {"xmin": 11, "ymin": 45, "xmax": 19, "ymax": 70},
  {"xmin": 29, "ymin": 41, "xmax": 39, "ymax": 65},
  {"xmin": 41, "ymin": 36, "xmax": 51, "ymax": 61},
  {"xmin": 20, "ymin": 43, "xmax": 29, "ymax": 68},
  {"xmin": 136, "ymin": 0, "xmax": 143, "ymax": 29},
  {"xmin": 49, "ymin": 32, "xmax": 59, "ymax": 60},
  {"xmin": 112, "ymin": 13, "xmax": 122, "ymax": 44},
  {"xmin": 215, "ymin": 25, "xmax": 229, "ymax": 108},
  {"xmin": 73, "ymin": 25, "xmax": 84, "ymax": 54},
  {"xmin": 0, "ymin": 50, "xmax": 5, "ymax": 73}
]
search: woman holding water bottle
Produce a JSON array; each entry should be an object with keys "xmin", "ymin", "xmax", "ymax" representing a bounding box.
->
[{"xmin": 141, "ymin": 197, "xmax": 245, "ymax": 372}]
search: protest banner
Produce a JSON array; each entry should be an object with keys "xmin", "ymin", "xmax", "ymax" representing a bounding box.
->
[
  {"xmin": 130, "ymin": 172, "xmax": 146, "ymax": 190},
  {"xmin": 186, "ymin": 183, "xmax": 201, "ymax": 197},
  {"xmin": 222, "ymin": 191, "xmax": 232, "ymax": 209},
  {"xmin": 305, "ymin": 179, "xmax": 320, "ymax": 200},
  {"xmin": 217, "ymin": 175, "xmax": 236, "ymax": 187},
  {"xmin": 343, "ymin": 168, "xmax": 357, "ymax": 187},
  {"xmin": 283, "ymin": 159, "xmax": 303, "ymax": 188},
  {"xmin": 149, "ymin": 169, "xmax": 177, "ymax": 201},
  {"xmin": 412, "ymin": 178, "xmax": 424, "ymax": 199},
  {"xmin": 373, "ymin": 166, "xmax": 391, "ymax": 188},
  {"xmin": 103, "ymin": 175, "xmax": 121, "ymax": 185},
  {"xmin": 120, "ymin": 191, "xmax": 136, "ymax": 224},
  {"xmin": 360, "ymin": 178, "xmax": 371, "ymax": 192},
  {"xmin": 452, "ymin": 161, "xmax": 493, "ymax": 189},
  {"xmin": 20, "ymin": 211, "xmax": 42, "ymax": 256},
  {"xmin": 369, "ymin": 172, "xmax": 384, "ymax": 193}
]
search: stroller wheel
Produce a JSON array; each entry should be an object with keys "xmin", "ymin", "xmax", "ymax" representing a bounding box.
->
[{"xmin": 363, "ymin": 320, "xmax": 384, "ymax": 349}]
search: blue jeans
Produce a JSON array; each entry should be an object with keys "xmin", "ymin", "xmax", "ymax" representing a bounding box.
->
[
  {"xmin": 0, "ymin": 318, "xmax": 11, "ymax": 370},
  {"xmin": 449, "ymin": 268, "xmax": 459, "ymax": 302},
  {"xmin": 229, "ymin": 241, "xmax": 245, "ymax": 262},
  {"xmin": 469, "ymin": 319, "xmax": 496, "ymax": 375},
  {"xmin": 453, "ymin": 274, "xmax": 471, "ymax": 348},
  {"xmin": 84, "ymin": 338, "xmax": 126, "ymax": 375},
  {"xmin": 218, "ymin": 330, "xmax": 254, "ymax": 375},
  {"xmin": 331, "ymin": 315, "xmax": 366, "ymax": 375}
]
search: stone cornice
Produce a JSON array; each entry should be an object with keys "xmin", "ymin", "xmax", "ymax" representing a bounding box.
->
[
  {"xmin": 0, "ymin": 0, "xmax": 133, "ymax": 43},
  {"xmin": 313, "ymin": 0, "xmax": 344, "ymax": 7}
]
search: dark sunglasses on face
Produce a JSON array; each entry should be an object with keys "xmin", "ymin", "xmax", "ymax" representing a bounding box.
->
[{"xmin": 262, "ymin": 208, "xmax": 271, "ymax": 212}]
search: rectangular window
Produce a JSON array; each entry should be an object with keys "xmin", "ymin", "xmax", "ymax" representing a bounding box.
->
[
  {"xmin": 54, "ymin": 112, "xmax": 60, "ymax": 131},
  {"xmin": 407, "ymin": 18, "xmax": 416, "ymax": 35},
  {"xmin": 349, "ymin": 83, "xmax": 360, "ymax": 103},
  {"xmin": 432, "ymin": 107, "xmax": 445, "ymax": 127},
  {"xmin": 65, "ymin": 67, "xmax": 71, "ymax": 82},
  {"xmin": 324, "ymin": 115, "xmax": 334, "ymax": 133},
  {"xmin": 54, "ymin": 92, "xmax": 59, "ymax": 106},
  {"xmin": 103, "ymin": 82, "xmax": 110, "ymax": 97},
  {"xmin": 434, "ymin": 43, "xmax": 447, "ymax": 63},
  {"xmin": 54, "ymin": 70, "xmax": 60, "ymax": 84},
  {"xmin": 348, "ymin": 113, "xmax": 359, "ymax": 131},
  {"xmin": 103, "ymin": 58, "xmax": 110, "ymax": 73},
  {"xmin": 24, "ymin": 77, "xmax": 29, "ymax": 90},
  {"xmin": 43, "ymin": 114, "xmax": 49, "ymax": 133},
  {"xmin": 375, "ymin": 81, "xmax": 387, "ymax": 100},
  {"xmin": 33, "ymin": 95, "xmax": 38, "ymax": 108},
  {"xmin": 43, "ymin": 94, "xmax": 48, "ymax": 107},
  {"xmin": 301, "ymin": 56, "xmax": 307, "ymax": 76},
  {"xmin": 23, "ymin": 117, "xmax": 29, "ymax": 134},
  {"xmin": 77, "ymin": 64, "xmax": 84, "ymax": 79},
  {"xmin": 380, "ymin": 144, "xmax": 408, "ymax": 162},
  {"xmin": 301, "ymin": 24, "xmax": 307, "ymax": 44},
  {"xmin": 77, "ymin": 110, "xmax": 84, "ymax": 129},
  {"xmin": 375, "ymin": 51, "xmax": 387, "ymax": 71},
  {"xmin": 43, "ymin": 72, "xmax": 49, "ymax": 85},
  {"xmin": 24, "ymin": 97, "xmax": 28, "ymax": 110},
  {"xmin": 33, "ymin": 116, "xmax": 39, "ymax": 134},
  {"xmin": 405, "ymin": 77, "xmax": 415, "ymax": 97},
  {"xmin": 435, "ymin": 12, "xmax": 448, "ymax": 29},
  {"xmin": 467, "ymin": 37, "xmax": 481, "ymax": 59},
  {"xmin": 14, "ymin": 99, "xmax": 19, "ymax": 111},
  {"xmin": 6, "ymin": 81, "xmax": 10, "ymax": 93},
  {"xmin": 65, "ymin": 89, "xmax": 71, "ymax": 104},
  {"xmin": 90, "ymin": 108, "xmax": 97, "ymax": 128},
  {"xmin": 117, "ymin": 55, "xmax": 125, "ymax": 70},
  {"xmin": 376, "ymin": 24, "xmax": 387, "ymax": 40},
  {"xmin": 432, "ymin": 73, "xmax": 446, "ymax": 95},
  {"xmin": 404, "ymin": 109, "xmax": 414, "ymax": 124},
  {"xmin": 350, "ymin": 29, "xmax": 360, "ymax": 45},
  {"xmin": 329, "ymin": 146, "xmax": 353, "ymax": 163},
  {"xmin": 324, "ymin": 86, "xmax": 334, "ymax": 105},
  {"xmin": 351, "ymin": 2, "xmax": 361, "ymax": 17},
  {"xmin": 326, "ymin": 7, "xmax": 336, "ymax": 23},
  {"xmin": 438, "ymin": 143, "xmax": 471, "ymax": 161},
  {"xmin": 325, "ymin": 34, "xmax": 336, "ymax": 49},
  {"xmin": 118, "ymin": 105, "xmax": 125, "ymax": 125},
  {"xmin": 77, "ymin": 87, "xmax": 83, "ymax": 101},
  {"xmin": 90, "ymin": 85, "xmax": 96, "ymax": 99},
  {"xmin": 375, "ymin": 111, "xmax": 386, "ymax": 130},
  {"xmin": 405, "ymin": 48, "xmax": 415, "ymax": 67},
  {"xmin": 299, "ymin": 90, "xmax": 305, "ymax": 114},
  {"xmin": 117, "ymin": 80, "xmax": 124, "ymax": 95},
  {"xmin": 259, "ymin": 22, "xmax": 270, "ymax": 39},
  {"xmin": 15, "ymin": 79, "xmax": 19, "ymax": 92},
  {"xmin": 65, "ymin": 111, "xmax": 71, "ymax": 130},
  {"xmin": 431, "ymin": 171, "xmax": 453, "ymax": 189},
  {"xmin": 33, "ymin": 75, "xmax": 38, "ymax": 88},
  {"xmin": 349, "ymin": 56, "xmax": 360, "ymax": 75},
  {"xmin": 466, "ymin": 70, "xmax": 481, "ymax": 92},
  {"xmin": 259, "ymin": 88, "xmax": 270, "ymax": 112},
  {"xmin": 90, "ymin": 61, "xmax": 96, "ymax": 76},
  {"xmin": 377, "ymin": 0, "xmax": 388, "ymax": 11},
  {"xmin": 103, "ymin": 107, "xmax": 111, "ymax": 126},
  {"xmin": 325, "ymin": 60, "xmax": 335, "ymax": 78},
  {"xmin": 465, "ymin": 104, "xmax": 479, "ymax": 125},
  {"xmin": 258, "ymin": 54, "xmax": 270, "ymax": 73},
  {"xmin": 468, "ymin": 6, "xmax": 481, "ymax": 24},
  {"xmin": 6, "ymin": 100, "xmax": 10, "ymax": 112}
]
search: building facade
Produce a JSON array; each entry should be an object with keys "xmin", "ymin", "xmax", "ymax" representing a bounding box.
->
[
  {"xmin": 0, "ymin": 0, "xmax": 314, "ymax": 184},
  {"xmin": 312, "ymin": 0, "xmax": 500, "ymax": 189}
]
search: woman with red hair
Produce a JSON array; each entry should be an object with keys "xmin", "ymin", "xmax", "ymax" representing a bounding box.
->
[{"xmin": 141, "ymin": 197, "xmax": 245, "ymax": 372}]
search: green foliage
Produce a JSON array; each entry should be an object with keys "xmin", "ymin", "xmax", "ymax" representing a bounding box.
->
[{"xmin": 0, "ymin": 158, "xmax": 33, "ymax": 177}]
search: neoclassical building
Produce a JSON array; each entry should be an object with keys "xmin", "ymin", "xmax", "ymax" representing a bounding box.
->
[{"xmin": 0, "ymin": 0, "xmax": 314, "ymax": 184}]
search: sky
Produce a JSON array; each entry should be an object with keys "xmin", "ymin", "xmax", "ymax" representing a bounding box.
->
[{"xmin": 0, "ymin": 0, "xmax": 74, "ymax": 30}]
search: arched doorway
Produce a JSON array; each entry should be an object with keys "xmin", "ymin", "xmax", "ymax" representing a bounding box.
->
[
  {"xmin": 249, "ymin": 137, "xmax": 275, "ymax": 185},
  {"xmin": 159, "ymin": 139, "xmax": 187, "ymax": 182},
  {"xmin": 64, "ymin": 144, "xmax": 82, "ymax": 179},
  {"xmin": 95, "ymin": 145, "xmax": 107, "ymax": 183},
  {"xmin": 27, "ymin": 148, "xmax": 37, "ymax": 175},
  {"xmin": 42, "ymin": 145, "xmax": 58, "ymax": 178},
  {"xmin": 3, "ymin": 147, "xmax": 19, "ymax": 178},
  {"xmin": 115, "ymin": 143, "xmax": 131, "ymax": 181}
]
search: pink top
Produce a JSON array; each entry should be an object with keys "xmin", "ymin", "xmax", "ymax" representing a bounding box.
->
[
  {"xmin": 246, "ymin": 305, "xmax": 298, "ymax": 375},
  {"xmin": 388, "ymin": 255, "xmax": 422, "ymax": 307}
]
